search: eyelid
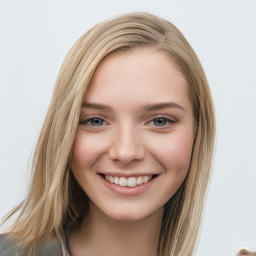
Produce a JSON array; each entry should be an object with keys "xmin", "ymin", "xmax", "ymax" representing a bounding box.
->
[
  {"xmin": 79, "ymin": 114, "xmax": 108, "ymax": 125},
  {"xmin": 148, "ymin": 114, "xmax": 177, "ymax": 122},
  {"xmin": 79, "ymin": 114, "xmax": 177, "ymax": 126},
  {"xmin": 146, "ymin": 114, "xmax": 177, "ymax": 128}
]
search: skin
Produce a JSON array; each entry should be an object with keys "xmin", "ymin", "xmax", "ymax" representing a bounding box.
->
[
  {"xmin": 69, "ymin": 48, "xmax": 195, "ymax": 256},
  {"xmin": 238, "ymin": 249, "xmax": 256, "ymax": 256}
]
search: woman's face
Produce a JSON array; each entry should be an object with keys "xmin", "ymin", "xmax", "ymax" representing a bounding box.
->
[{"xmin": 71, "ymin": 48, "xmax": 194, "ymax": 222}]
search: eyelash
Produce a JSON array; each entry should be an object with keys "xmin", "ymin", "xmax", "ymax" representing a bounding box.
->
[
  {"xmin": 147, "ymin": 115, "xmax": 176, "ymax": 128},
  {"xmin": 79, "ymin": 116, "xmax": 107, "ymax": 127},
  {"xmin": 79, "ymin": 115, "xmax": 176, "ymax": 128}
]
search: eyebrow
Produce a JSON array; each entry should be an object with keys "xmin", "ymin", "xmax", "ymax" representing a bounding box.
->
[
  {"xmin": 142, "ymin": 102, "xmax": 186, "ymax": 112},
  {"xmin": 81, "ymin": 102, "xmax": 112, "ymax": 111},
  {"xmin": 81, "ymin": 102, "xmax": 186, "ymax": 112}
]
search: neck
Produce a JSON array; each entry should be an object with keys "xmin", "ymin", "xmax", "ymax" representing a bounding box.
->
[{"xmin": 67, "ymin": 203, "xmax": 163, "ymax": 256}]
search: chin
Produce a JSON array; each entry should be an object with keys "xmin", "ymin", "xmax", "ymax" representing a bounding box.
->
[
  {"xmin": 104, "ymin": 205, "xmax": 164, "ymax": 224},
  {"xmin": 109, "ymin": 212, "xmax": 147, "ymax": 223}
]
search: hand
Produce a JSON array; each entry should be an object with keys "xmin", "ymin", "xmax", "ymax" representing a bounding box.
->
[{"xmin": 238, "ymin": 249, "xmax": 256, "ymax": 256}]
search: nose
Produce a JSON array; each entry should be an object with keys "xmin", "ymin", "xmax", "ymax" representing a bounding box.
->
[{"xmin": 109, "ymin": 124, "xmax": 145, "ymax": 165}]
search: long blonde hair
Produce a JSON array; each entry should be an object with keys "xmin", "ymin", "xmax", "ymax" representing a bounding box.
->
[{"xmin": 3, "ymin": 12, "xmax": 215, "ymax": 256}]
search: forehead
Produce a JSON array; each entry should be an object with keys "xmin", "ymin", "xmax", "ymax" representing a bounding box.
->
[
  {"xmin": 84, "ymin": 48, "xmax": 191, "ymax": 112},
  {"xmin": 92, "ymin": 48, "xmax": 185, "ymax": 84}
]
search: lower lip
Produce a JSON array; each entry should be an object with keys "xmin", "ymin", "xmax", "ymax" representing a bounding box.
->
[{"xmin": 99, "ymin": 175, "xmax": 158, "ymax": 196}]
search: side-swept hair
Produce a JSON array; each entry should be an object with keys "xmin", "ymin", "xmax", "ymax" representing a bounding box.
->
[{"xmin": 3, "ymin": 12, "xmax": 215, "ymax": 256}]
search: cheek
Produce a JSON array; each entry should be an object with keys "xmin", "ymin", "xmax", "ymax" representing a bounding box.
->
[
  {"xmin": 151, "ymin": 131, "xmax": 194, "ymax": 173},
  {"xmin": 72, "ymin": 134, "xmax": 90, "ymax": 170},
  {"xmin": 71, "ymin": 130, "xmax": 102, "ymax": 171}
]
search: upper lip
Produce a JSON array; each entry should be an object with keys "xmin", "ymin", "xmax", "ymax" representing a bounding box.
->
[{"xmin": 97, "ymin": 172, "xmax": 159, "ymax": 178}]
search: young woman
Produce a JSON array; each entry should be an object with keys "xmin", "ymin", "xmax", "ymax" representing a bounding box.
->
[{"xmin": 1, "ymin": 12, "xmax": 216, "ymax": 256}]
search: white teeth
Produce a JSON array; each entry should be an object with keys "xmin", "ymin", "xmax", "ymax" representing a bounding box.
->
[
  {"xmin": 127, "ymin": 177, "xmax": 137, "ymax": 187},
  {"xmin": 142, "ymin": 176, "xmax": 149, "ymax": 184},
  {"xmin": 114, "ymin": 177, "xmax": 119, "ymax": 185},
  {"xmin": 104, "ymin": 175, "xmax": 153, "ymax": 187},
  {"xmin": 137, "ymin": 176, "xmax": 143, "ymax": 185},
  {"xmin": 119, "ymin": 177, "xmax": 128, "ymax": 186}
]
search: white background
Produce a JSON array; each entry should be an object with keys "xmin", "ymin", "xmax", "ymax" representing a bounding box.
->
[{"xmin": 0, "ymin": 0, "xmax": 255, "ymax": 255}]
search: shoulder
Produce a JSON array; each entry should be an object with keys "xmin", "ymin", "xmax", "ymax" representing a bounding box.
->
[
  {"xmin": 0, "ymin": 234, "xmax": 63, "ymax": 256},
  {"xmin": 0, "ymin": 235, "xmax": 18, "ymax": 256}
]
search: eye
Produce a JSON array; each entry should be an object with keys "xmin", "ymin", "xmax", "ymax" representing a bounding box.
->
[
  {"xmin": 80, "ymin": 117, "xmax": 106, "ymax": 126},
  {"xmin": 147, "ymin": 116, "xmax": 176, "ymax": 128},
  {"xmin": 152, "ymin": 118, "xmax": 168, "ymax": 126}
]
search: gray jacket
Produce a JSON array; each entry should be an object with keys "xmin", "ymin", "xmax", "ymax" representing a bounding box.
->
[{"xmin": 0, "ymin": 235, "xmax": 63, "ymax": 256}]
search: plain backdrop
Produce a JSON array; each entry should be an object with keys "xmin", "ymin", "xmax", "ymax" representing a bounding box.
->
[{"xmin": 0, "ymin": 0, "xmax": 255, "ymax": 255}]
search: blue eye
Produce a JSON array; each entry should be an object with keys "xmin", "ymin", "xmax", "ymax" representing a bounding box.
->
[
  {"xmin": 80, "ymin": 118, "xmax": 105, "ymax": 126},
  {"xmin": 88, "ymin": 118, "xmax": 104, "ymax": 126},
  {"xmin": 152, "ymin": 118, "xmax": 168, "ymax": 126}
]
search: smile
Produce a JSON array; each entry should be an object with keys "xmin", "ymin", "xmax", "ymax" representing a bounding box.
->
[{"xmin": 104, "ymin": 175, "xmax": 153, "ymax": 187}]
